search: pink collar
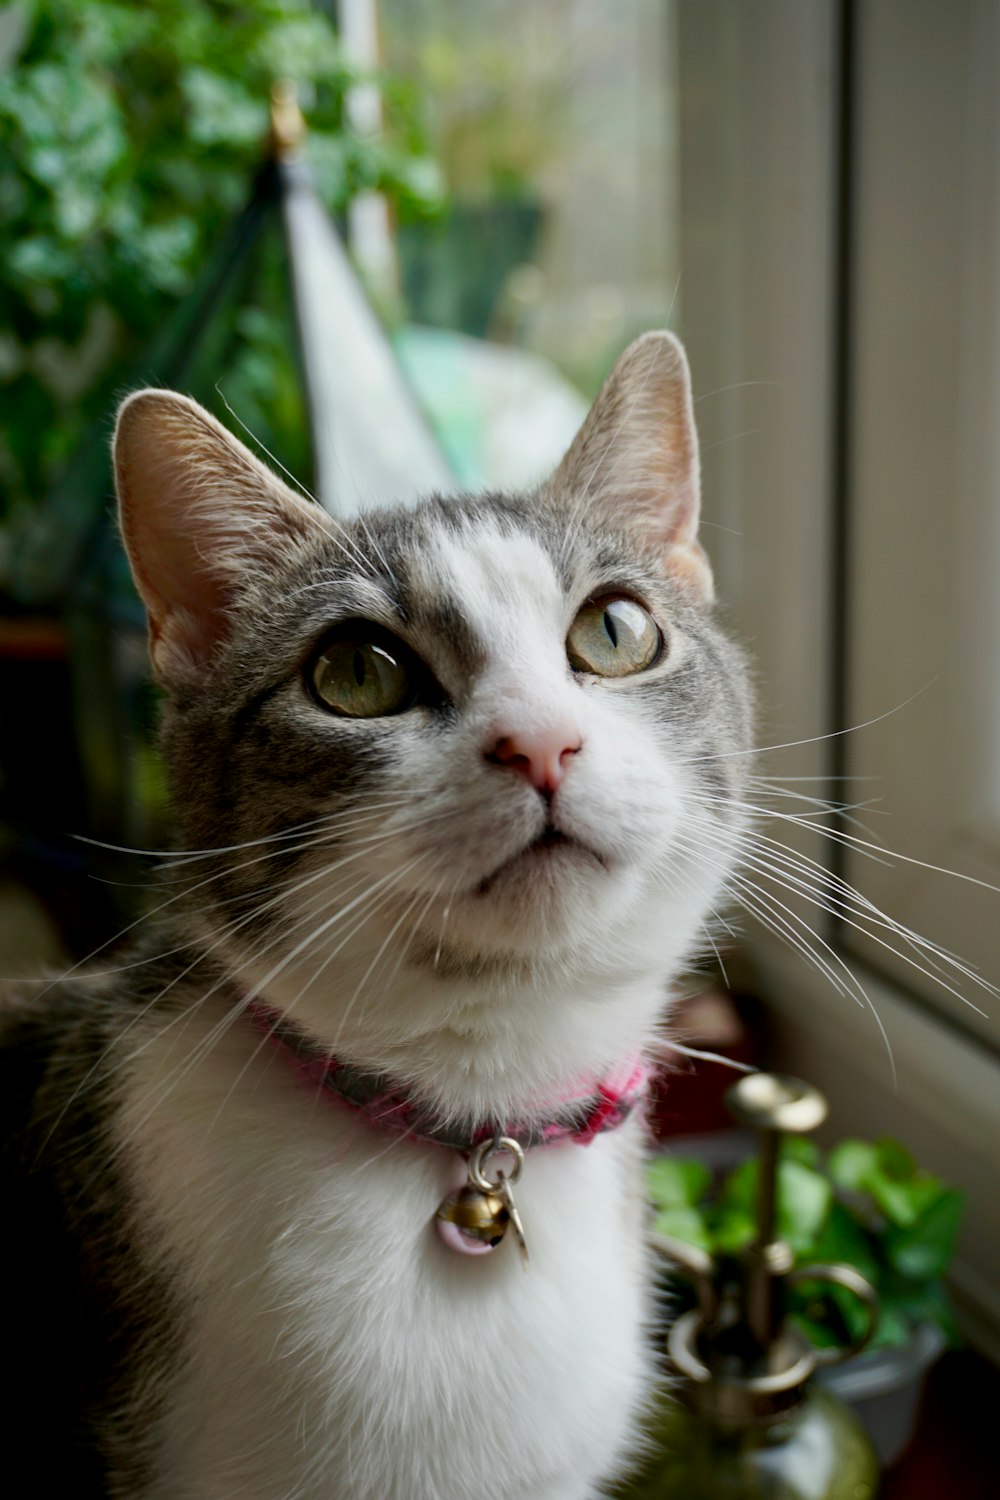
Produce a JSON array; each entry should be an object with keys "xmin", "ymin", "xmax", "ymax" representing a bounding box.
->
[{"xmin": 247, "ymin": 1000, "xmax": 649, "ymax": 1153}]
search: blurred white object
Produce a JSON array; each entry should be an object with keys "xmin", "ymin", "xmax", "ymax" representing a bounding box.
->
[{"xmin": 395, "ymin": 325, "xmax": 589, "ymax": 492}]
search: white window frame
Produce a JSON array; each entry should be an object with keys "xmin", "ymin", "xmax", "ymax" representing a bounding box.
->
[{"xmin": 677, "ymin": 0, "xmax": 1000, "ymax": 1354}]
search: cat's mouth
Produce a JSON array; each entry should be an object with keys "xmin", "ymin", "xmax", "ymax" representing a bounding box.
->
[
  {"xmin": 474, "ymin": 824, "xmax": 605, "ymax": 896},
  {"xmin": 534, "ymin": 825, "xmax": 571, "ymax": 852}
]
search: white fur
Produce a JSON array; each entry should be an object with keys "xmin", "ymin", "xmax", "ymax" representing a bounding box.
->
[{"xmin": 121, "ymin": 1000, "xmax": 650, "ymax": 1500}]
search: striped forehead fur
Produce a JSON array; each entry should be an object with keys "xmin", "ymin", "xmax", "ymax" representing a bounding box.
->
[{"xmin": 159, "ymin": 482, "xmax": 743, "ymax": 766}]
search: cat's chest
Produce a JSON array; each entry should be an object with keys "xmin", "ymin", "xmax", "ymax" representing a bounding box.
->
[{"xmin": 120, "ymin": 1008, "xmax": 651, "ymax": 1500}]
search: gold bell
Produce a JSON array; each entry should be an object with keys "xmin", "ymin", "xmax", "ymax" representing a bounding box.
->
[{"xmin": 436, "ymin": 1185, "xmax": 510, "ymax": 1249}]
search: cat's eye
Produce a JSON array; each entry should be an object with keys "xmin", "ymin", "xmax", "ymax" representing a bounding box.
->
[
  {"xmin": 566, "ymin": 595, "xmax": 662, "ymax": 677},
  {"xmin": 310, "ymin": 627, "xmax": 418, "ymax": 718}
]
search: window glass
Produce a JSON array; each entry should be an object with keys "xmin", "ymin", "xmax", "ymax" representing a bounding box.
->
[{"xmin": 382, "ymin": 0, "xmax": 680, "ymax": 402}]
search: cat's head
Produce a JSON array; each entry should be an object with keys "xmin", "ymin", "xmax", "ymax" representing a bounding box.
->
[{"xmin": 114, "ymin": 333, "xmax": 752, "ymax": 1075}]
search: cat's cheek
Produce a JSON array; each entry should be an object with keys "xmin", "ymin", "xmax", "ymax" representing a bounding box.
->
[{"xmin": 557, "ymin": 751, "xmax": 688, "ymax": 868}]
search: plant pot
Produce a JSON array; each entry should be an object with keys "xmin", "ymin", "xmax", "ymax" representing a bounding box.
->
[
  {"xmin": 816, "ymin": 1318, "xmax": 946, "ymax": 1467},
  {"xmin": 651, "ymin": 1133, "xmax": 952, "ymax": 1470}
]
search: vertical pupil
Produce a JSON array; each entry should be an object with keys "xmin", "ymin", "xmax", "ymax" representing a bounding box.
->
[
  {"xmin": 353, "ymin": 649, "xmax": 366, "ymax": 687},
  {"xmin": 603, "ymin": 609, "xmax": 619, "ymax": 648}
]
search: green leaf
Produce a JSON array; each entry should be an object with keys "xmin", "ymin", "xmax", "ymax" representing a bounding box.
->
[
  {"xmin": 812, "ymin": 1279, "xmax": 873, "ymax": 1344},
  {"xmin": 307, "ymin": 132, "xmax": 350, "ymax": 210},
  {"xmin": 53, "ymin": 179, "xmax": 101, "ymax": 238},
  {"xmin": 717, "ymin": 1157, "xmax": 757, "ymax": 1212},
  {"xmin": 828, "ymin": 1136, "xmax": 947, "ymax": 1228},
  {"xmin": 711, "ymin": 1207, "xmax": 756, "ymax": 1254},
  {"xmin": 802, "ymin": 1202, "xmax": 880, "ymax": 1283},
  {"xmin": 133, "ymin": 218, "xmax": 198, "ymax": 285},
  {"xmin": 646, "ymin": 1157, "xmax": 711, "ymax": 1210},
  {"xmin": 870, "ymin": 1303, "xmax": 914, "ymax": 1349},
  {"xmin": 179, "ymin": 67, "xmax": 266, "ymax": 148},
  {"xmin": 712, "ymin": 1156, "xmax": 832, "ymax": 1254},
  {"xmin": 652, "ymin": 1205, "xmax": 712, "ymax": 1254},
  {"xmin": 874, "ymin": 1136, "xmax": 916, "ymax": 1180},
  {"xmin": 775, "ymin": 1160, "xmax": 833, "ymax": 1252},
  {"xmin": 788, "ymin": 1309, "xmax": 843, "ymax": 1351},
  {"xmin": 788, "ymin": 1276, "xmax": 874, "ymax": 1348},
  {"xmin": 827, "ymin": 1139, "xmax": 879, "ymax": 1193},
  {"xmin": 0, "ymin": 1, "xmax": 33, "ymax": 72},
  {"xmin": 887, "ymin": 1281, "xmax": 962, "ymax": 1346},
  {"xmin": 866, "ymin": 1175, "xmax": 919, "ymax": 1226},
  {"xmin": 883, "ymin": 1189, "xmax": 965, "ymax": 1280},
  {"xmin": 782, "ymin": 1136, "xmax": 821, "ymax": 1169},
  {"xmin": 7, "ymin": 234, "xmax": 73, "ymax": 282},
  {"xmin": 250, "ymin": 14, "xmax": 345, "ymax": 82},
  {"xmin": 388, "ymin": 153, "xmax": 447, "ymax": 213}
]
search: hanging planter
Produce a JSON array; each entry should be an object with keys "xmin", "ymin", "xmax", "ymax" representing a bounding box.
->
[{"xmin": 4, "ymin": 83, "xmax": 454, "ymax": 921}]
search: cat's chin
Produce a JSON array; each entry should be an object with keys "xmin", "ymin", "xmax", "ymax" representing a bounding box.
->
[
  {"xmin": 433, "ymin": 845, "xmax": 637, "ymax": 962},
  {"xmin": 472, "ymin": 826, "xmax": 608, "ymax": 898}
]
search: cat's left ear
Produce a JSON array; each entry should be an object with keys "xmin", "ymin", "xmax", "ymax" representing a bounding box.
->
[{"xmin": 549, "ymin": 331, "xmax": 713, "ymax": 600}]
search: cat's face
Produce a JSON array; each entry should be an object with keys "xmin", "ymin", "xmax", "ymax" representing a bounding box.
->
[{"xmin": 114, "ymin": 334, "xmax": 752, "ymax": 1059}]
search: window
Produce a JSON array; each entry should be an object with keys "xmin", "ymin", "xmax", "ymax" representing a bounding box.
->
[
  {"xmin": 381, "ymin": 0, "xmax": 680, "ymax": 400},
  {"xmin": 841, "ymin": 0, "xmax": 1000, "ymax": 1053},
  {"xmin": 677, "ymin": 0, "xmax": 1000, "ymax": 1351}
]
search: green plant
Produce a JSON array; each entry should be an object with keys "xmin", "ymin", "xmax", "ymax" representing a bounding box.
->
[
  {"xmin": 383, "ymin": 0, "xmax": 570, "ymax": 202},
  {"xmin": 0, "ymin": 0, "xmax": 443, "ymax": 524},
  {"xmin": 648, "ymin": 1136, "xmax": 964, "ymax": 1352}
]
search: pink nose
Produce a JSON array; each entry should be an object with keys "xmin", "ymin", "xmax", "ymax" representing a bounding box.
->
[{"xmin": 487, "ymin": 727, "xmax": 582, "ymax": 795}]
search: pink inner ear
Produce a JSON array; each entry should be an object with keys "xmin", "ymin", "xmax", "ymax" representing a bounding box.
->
[
  {"xmin": 114, "ymin": 389, "xmax": 330, "ymax": 683},
  {"xmin": 121, "ymin": 489, "xmax": 233, "ymax": 653},
  {"xmin": 141, "ymin": 570, "xmax": 234, "ymax": 681},
  {"xmin": 116, "ymin": 406, "xmax": 242, "ymax": 678},
  {"xmin": 549, "ymin": 332, "xmax": 707, "ymax": 580},
  {"xmin": 665, "ymin": 541, "xmax": 714, "ymax": 601}
]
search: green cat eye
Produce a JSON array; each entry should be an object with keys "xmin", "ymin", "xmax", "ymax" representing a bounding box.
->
[
  {"xmin": 310, "ymin": 629, "xmax": 416, "ymax": 718},
  {"xmin": 566, "ymin": 595, "xmax": 662, "ymax": 677}
]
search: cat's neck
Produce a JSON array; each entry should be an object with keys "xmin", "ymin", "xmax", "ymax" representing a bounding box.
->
[{"xmin": 225, "ymin": 936, "xmax": 673, "ymax": 1127}]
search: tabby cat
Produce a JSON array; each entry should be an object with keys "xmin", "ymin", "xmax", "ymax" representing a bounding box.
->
[{"xmin": 1, "ymin": 332, "xmax": 752, "ymax": 1498}]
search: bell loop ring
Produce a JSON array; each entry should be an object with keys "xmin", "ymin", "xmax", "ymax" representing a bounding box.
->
[{"xmin": 468, "ymin": 1136, "xmax": 525, "ymax": 1193}]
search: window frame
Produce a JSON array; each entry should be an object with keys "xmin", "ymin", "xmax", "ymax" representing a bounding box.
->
[{"xmin": 677, "ymin": 0, "xmax": 1000, "ymax": 1354}]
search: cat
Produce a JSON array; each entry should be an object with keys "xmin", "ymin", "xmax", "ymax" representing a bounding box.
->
[{"xmin": 0, "ymin": 331, "xmax": 753, "ymax": 1499}]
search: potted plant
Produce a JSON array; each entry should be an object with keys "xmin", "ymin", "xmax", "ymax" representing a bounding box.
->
[{"xmin": 648, "ymin": 1135, "xmax": 964, "ymax": 1465}]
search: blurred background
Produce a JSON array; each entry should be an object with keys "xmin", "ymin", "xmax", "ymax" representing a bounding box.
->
[{"xmin": 1, "ymin": 0, "xmax": 998, "ymax": 1479}]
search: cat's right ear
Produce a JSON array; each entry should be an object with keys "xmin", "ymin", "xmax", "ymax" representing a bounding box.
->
[{"xmin": 114, "ymin": 390, "xmax": 330, "ymax": 684}]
